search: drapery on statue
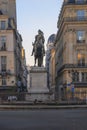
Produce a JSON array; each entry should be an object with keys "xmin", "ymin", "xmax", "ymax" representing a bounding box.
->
[{"xmin": 31, "ymin": 30, "xmax": 45, "ymax": 67}]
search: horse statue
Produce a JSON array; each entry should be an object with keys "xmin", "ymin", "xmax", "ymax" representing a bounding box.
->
[{"xmin": 31, "ymin": 30, "xmax": 45, "ymax": 67}]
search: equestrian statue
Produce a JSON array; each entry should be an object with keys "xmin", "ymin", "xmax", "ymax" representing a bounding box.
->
[{"xmin": 31, "ymin": 30, "xmax": 45, "ymax": 67}]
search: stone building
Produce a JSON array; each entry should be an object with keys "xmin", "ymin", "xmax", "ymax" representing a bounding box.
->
[
  {"xmin": 46, "ymin": 34, "xmax": 56, "ymax": 99},
  {"xmin": 27, "ymin": 65, "xmax": 31, "ymax": 92},
  {"xmin": 21, "ymin": 47, "xmax": 28, "ymax": 92},
  {"xmin": 55, "ymin": 0, "xmax": 87, "ymax": 100},
  {"xmin": 0, "ymin": 0, "xmax": 25, "ymax": 92}
]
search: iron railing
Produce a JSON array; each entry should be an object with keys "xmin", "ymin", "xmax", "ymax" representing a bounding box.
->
[
  {"xmin": 0, "ymin": 70, "xmax": 12, "ymax": 76},
  {"xmin": 63, "ymin": 1, "xmax": 87, "ymax": 5},
  {"xmin": 57, "ymin": 64, "xmax": 87, "ymax": 74}
]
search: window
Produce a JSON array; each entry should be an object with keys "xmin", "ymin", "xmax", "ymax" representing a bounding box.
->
[
  {"xmin": 77, "ymin": 53, "xmax": 85, "ymax": 66},
  {"xmin": 1, "ymin": 56, "xmax": 7, "ymax": 72},
  {"xmin": 1, "ymin": 36, "xmax": 6, "ymax": 50},
  {"xmin": 85, "ymin": 73, "xmax": 87, "ymax": 81},
  {"xmin": 1, "ymin": 21, "xmax": 6, "ymax": 30},
  {"xmin": 77, "ymin": 10, "xmax": 85, "ymax": 20},
  {"xmin": 72, "ymin": 72, "xmax": 79, "ymax": 82},
  {"xmin": 76, "ymin": 31, "xmax": 85, "ymax": 43},
  {"xmin": 0, "ymin": 10, "xmax": 3, "ymax": 15},
  {"xmin": 81, "ymin": 72, "xmax": 87, "ymax": 82},
  {"xmin": 2, "ymin": 77, "xmax": 6, "ymax": 86}
]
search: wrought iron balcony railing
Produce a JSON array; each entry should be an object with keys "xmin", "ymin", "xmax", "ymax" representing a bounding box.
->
[
  {"xmin": 58, "ymin": 16, "xmax": 87, "ymax": 28},
  {"xmin": 0, "ymin": 47, "xmax": 7, "ymax": 51},
  {"xmin": 0, "ymin": 70, "xmax": 12, "ymax": 76},
  {"xmin": 57, "ymin": 64, "xmax": 87, "ymax": 74},
  {"xmin": 64, "ymin": 16, "xmax": 87, "ymax": 22},
  {"xmin": 73, "ymin": 82, "xmax": 87, "ymax": 87},
  {"xmin": 63, "ymin": 0, "xmax": 87, "ymax": 5},
  {"xmin": 77, "ymin": 40, "xmax": 85, "ymax": 43}
]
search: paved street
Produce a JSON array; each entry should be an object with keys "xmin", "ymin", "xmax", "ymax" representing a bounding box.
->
[{"xmin": 0, "ymin": 109, "xmax": 87, "ymax": 130}]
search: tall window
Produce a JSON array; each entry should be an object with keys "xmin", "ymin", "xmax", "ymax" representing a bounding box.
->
[
  {"xmin": 1, "ymin": 36, "xmax": 6, "ymax": 50},
  {"xmin": 72, "ymin": 72, "xmax": 79, "ymax": 82},
  {"xmin": 1, "ymin": 21, "xmax": 6, "ymax": 30},
  {"xmin": 1, "ymin": 56, "xmax": 7, "ymax": 72},
  {"xmin": 2, "ymin": 77, "xmax": 6, "ymax": 86},
  {"xmin": 77, "ymin": 10, "xmax": 85, "ymax": 20},
  {"xmin": 76, "ymin": 31, "xmax": 85, "ymax": 43},
  {"xmin": 77, "ymin": 53, "xmax": 85, "ymax": 66},
  {"xmin": 82, "ymin": 72, "xmax": 85, "ymax": 82},
  {"xmin": 81, "ymin": 72, "xmax": 87, "ymax": 82}
]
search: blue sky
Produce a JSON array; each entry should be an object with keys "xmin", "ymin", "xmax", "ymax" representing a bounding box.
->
[{"xmin": 17, "ymin": 0, "xmax": 63, "ymax": 66}]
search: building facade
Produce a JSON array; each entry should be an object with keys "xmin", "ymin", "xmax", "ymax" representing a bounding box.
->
[
  {"xmin": 46, "ymin": 34, "xmax": 56, "ymax": 99},
  {"xmin": 0, "ymin": 0, "xmax": 25, "ymax": 92},
  {"xmin": 21, "ymin": 47, "xmax": 28, "ymax": 92},
  {"xmin": 55, "ymin": 0, "xmax": 87, "ymax": 100}
]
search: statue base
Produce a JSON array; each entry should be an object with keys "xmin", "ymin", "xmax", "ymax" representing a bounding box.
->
[{"xmin": 26, "ymin": 66, "xmax": 50, "ymax": 102}]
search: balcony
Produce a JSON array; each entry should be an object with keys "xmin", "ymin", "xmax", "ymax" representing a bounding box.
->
[
  {"xmin": 0, "ymin": 45, "xmax": 6, "ymax": 51},
  {"xmin": 58, "ymin": 16, "xmax": 87, "ymax": 28},
  {"xmin": 63, "ymin": 0, "xmax": 87, "ymax": 5},
  {"xmin": 64, "ymin": 16, "xmax": 87, "ymax": 22},
  {"xmin": 57, "ymin": 64, "xmax": 87, "ymax": 74},
  {"xmin": 0, "ymin": 47, "xmax": 6, "ymax": 51},
  {"xmin": 77, "ymin": 40, "xmax": 85, "ymax": 43},
  {"xmin": 73, "ymin": 82, "xmax": 87, "ymax": 87},
  {"xmin": 66, "ymin": 63, "xmax": 87, "ymax": 68},
  {"xmin": 0, "ymin": 70, "xmax": 12, "ymax": 76}
]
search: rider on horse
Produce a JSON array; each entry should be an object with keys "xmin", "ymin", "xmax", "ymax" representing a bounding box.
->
[{"xmin": 31, "ymin": 30, "xmax": 45, "ymax": 67}]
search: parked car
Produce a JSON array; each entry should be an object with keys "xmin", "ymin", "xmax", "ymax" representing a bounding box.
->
[{"xmin": 7, "ymin": 96, "xmax": 17, "ymax": 101}]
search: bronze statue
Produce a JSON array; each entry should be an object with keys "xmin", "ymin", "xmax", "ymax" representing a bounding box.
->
[{"xmin": 31, "ymin": 30, "xmax": 45, "ymax": 67}]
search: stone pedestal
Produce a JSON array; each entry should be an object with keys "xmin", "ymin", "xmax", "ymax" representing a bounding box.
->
[{"xmin": 26, "ymin": 66, "xmax": 49, "ymax": 101}]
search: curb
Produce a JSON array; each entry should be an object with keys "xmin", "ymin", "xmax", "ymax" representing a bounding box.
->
[{"xmin": 0, "ymin": 105, "xmax": 87, "ymax": 110}]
